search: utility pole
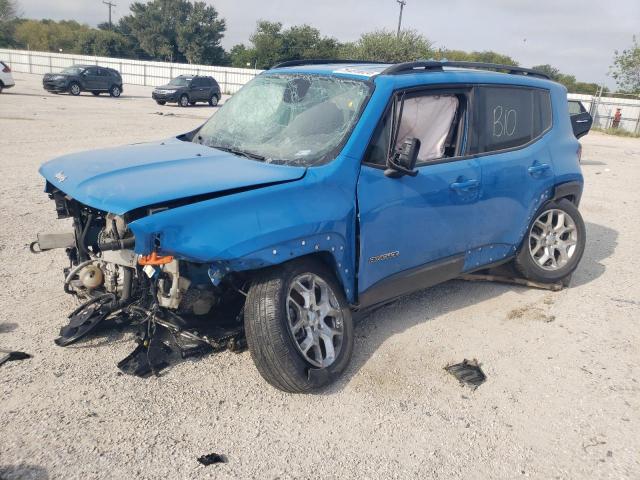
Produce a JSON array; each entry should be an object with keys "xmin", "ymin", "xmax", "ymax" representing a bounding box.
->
[
  {"xmin": 396, "ymin": 0, "xmax": 406, "ymax": 38},
  {"xmin": 103, "ymin": 1, "xmax": 116, "ymax": 29}
]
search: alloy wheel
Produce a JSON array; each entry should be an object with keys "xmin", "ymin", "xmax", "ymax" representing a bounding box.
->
[
  {"xmin": 528, "ymin": 208, "xmax": 578, "ymax": 271},
  {"xmin": 286, "ymin": 273, "xmax": 345, "ymax": 368}
]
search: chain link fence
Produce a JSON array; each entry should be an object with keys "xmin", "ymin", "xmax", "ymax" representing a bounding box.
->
[
  {"xmin": 0, "ymin": 48, "xmax": 262, "ymax": 94},
  {"xmin": 568, "ymin": 92, "xmax": 640, "ymax": 134}
]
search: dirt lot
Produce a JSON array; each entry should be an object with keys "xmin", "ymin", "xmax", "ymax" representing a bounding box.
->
[{"xmin": 1, "ymin": 73, "xmax": 639, "ymax": 480}]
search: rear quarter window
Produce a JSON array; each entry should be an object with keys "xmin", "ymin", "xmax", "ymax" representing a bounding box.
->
[{"xmin": 468, "ymin": 86, "xmax": 552, "ymax": 155}]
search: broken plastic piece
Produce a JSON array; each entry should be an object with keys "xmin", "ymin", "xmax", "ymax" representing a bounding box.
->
[
  {"xmin": 55, "ymin": 294, "xmax": 115, "ymax": 346},
  {"xmin": 138, "ymin": 252, "xmax": 174, "ymax": 266},
  {"xmin": 0, "ymin": 349, "xmax": 32, "ymax": 367},
  {"xmin": 197, "ymin": 453, "xmax": 227, "ymax": 466},
  {"xmin": 445, "ymin": 359, "xmax": 486, "ymax": 389}
]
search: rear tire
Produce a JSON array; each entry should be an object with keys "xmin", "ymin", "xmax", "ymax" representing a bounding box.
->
[
  {"xmin": 244, "ymin": 258, "xmax": 354, "ymax": 393},
  {"xmin": 69, "ymin": 82, "xmax": 81, "ymax": 96},
  {"xmin": 179, "ymin": 94, "xmax": 189, "ymax": 107},
  {"xmin": 514, "ymin": 198, "xmax": 586, "ymax": 283},
  {"xmin": 109, "ymin": 85, "xmax": 121, "ymax": 97},
  {"xmin": 208, "ymin": 94, "xmax": 219, "ymax": 106}
]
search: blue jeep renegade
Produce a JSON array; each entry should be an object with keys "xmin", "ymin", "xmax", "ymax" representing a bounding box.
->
[{"xmin": 37, "ymin": 60, "xmax": 586, "ymax": 392}]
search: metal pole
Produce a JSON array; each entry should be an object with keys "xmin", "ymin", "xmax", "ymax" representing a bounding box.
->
[{"xmin": 396, "ymin": 0, "xmax": 406, "ymax": 38}]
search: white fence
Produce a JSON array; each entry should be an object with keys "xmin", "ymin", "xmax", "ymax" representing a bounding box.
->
[
  {"xmin": 0, "ymin": 48, "xmax": 262, "ymax": 93},
  {"xmin": 568, "ymin": 92, "xmax": 640, "ymax": 134}
]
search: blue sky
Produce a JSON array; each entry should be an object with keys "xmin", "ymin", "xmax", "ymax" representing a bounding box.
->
[{"xmin": 17, "ymin": 0, "xmax": 640, "ymax": 88}]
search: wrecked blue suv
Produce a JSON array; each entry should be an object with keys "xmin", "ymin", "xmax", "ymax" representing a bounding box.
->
[{"xmin": 37, "ymin": 60, "xmax": 585, "ymax": 392}]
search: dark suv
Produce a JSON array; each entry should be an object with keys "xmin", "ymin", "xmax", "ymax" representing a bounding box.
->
[
  {"xmin": 152, "ymin": 75, "xmax": 221, "ymax": 107},
  {"xmin": 43, "ymin": 65, "xmax": 123, "ymax": 97}
]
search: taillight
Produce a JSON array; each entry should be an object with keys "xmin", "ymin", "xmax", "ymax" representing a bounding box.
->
[
  {"xmin": 577, "ymin": 144, "xmax": 582, "ymax": 162},
  {"xmin": 1, "ymin": 62, "xmax": 10, "ymax": 73}
]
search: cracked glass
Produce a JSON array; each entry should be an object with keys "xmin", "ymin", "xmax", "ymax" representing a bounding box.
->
[{"xmin": 194, "ymin": 74, "xmax": 372, "ymax": 166}]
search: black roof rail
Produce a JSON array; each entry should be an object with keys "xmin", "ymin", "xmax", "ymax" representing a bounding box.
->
[
  {"xmin": 271, "ymin": 59, "xmax": 389, "ymax": 70},
  {"xmin": 380, "ymin": 61, "xmax": 550, "ymax": 80}
]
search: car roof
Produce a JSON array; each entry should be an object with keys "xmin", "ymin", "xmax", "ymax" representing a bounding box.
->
[{"xmin": 268, "ymin": 62, "xmax": 558, "ymax": 89}]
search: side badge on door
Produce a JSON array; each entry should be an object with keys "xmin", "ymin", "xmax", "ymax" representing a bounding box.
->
[{"xmin": 369, "ymin": 251, "xmax": 400, "ymax": 263}]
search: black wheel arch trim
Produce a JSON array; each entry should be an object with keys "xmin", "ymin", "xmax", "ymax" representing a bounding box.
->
[{"xmin": 552, "ymin": 181, "xmax": 583, "ymax": 207}]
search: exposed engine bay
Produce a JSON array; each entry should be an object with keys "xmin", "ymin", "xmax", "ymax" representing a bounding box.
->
[{"xmin": 32, "ymin": 186, "xmax": 247, "ymax": 376}]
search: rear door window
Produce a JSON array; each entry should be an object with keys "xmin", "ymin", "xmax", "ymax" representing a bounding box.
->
[
  {"xmin": 568, "ymin": 100, "xmax": 585, "ymax": 115},
  {"xmin": 467, "ymin": 86, "xmax": 552, "ymax": 155}
]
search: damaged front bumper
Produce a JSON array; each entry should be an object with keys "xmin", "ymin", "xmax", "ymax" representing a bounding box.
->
[{"xmin": 33, "ymin": 190, "xmax": 248, "ymax": 377}]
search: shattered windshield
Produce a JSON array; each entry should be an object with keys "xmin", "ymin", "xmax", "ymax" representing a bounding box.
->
[{"xmin": 194, "ymin": 74, "xmax": 372, "ymax": 166}]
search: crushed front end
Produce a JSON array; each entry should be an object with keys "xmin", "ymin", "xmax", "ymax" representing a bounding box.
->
[{"xmin": 34, "ymin": 183, "xmax": 247, "ymax": 376}]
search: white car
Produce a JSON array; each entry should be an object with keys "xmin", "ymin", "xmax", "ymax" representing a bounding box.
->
[{"xmin": 0, "ymin": 61, "xmax": 15, "ymax": 93}]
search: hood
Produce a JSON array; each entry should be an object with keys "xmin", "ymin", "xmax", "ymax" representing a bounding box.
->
[
  {"xmin": 155, "ymin": 84, "xmax": 181, "ymax": 90},
  {"xmin": 39, "ymin": 138, "xmax": 306, "ymax": 215},
  {"xmin": 44, "ymin": 72, "xmax": 72, "ymax": 79}
]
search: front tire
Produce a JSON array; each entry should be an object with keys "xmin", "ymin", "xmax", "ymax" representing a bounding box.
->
[
  {"xmin": 155, "ymin": 100, "xmax": 166, "ymax": 105},
  {"xmin": 515, "ymin": 198, "xmax": 586, "ymax": 283},
  {"xmin": 179, "ymin": 94, "xmax": 189, "ymax": 107},
  {"xmin": 69, "ymin": 82, "xmax": 81, "ymax": 96},
  {"xmin": 109, "ymin": 85, "xmax": 121, "ymax": 97},
  {"xmin": 245, "ymin": 258, "xmax": 354, "ymax": 393}
]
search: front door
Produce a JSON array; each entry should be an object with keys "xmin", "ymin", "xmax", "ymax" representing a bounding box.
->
[{"xmin": 356, "ymin": 89, "xmax": 481, "ymax": 307}]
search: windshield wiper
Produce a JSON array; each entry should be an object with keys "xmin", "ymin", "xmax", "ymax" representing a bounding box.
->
[{"xmin": 212, "ymin": 144, "xmax": 267, "ymax": 162}]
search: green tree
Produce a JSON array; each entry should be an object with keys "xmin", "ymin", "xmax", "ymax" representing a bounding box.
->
[
  {"xmin": 13, "ymin": 19, "xmax": 89, "ymax": 52},
  {"xmin": 176, "ymin": 1, "xmax": 227, "ymax": 64},
  {"xmin": 230, "ymin": 21, "xmax": 340, "ymax": 69},
  {"xmin": 75, "ymin": 29, "xmax": 133, "ymax": 57},
  {"xmin": 531, "ymin": 64, "xmax": 600, "ymax": 94},
  {"xmin": 341, "ymin": 29, "xmax": 433, "ymax": 63},
  {"xmin": 120, "ymin": 0, "xmax": 226, "ymax": 64},
  {"xmin": 611, "ymin": 36, "xmax": 640, "ymax": 93},
  {"xmin": 435, "ymin": 49, "xmax": 519, "ymax": 66},
  {"xmin": 0, "ymin": 0, "xmax": 20, "ymax": 47}
]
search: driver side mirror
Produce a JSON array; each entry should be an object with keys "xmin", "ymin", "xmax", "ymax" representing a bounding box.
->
[{"xmin": 385, "ymin": 137, "xmax": 420, "ymax": 178}]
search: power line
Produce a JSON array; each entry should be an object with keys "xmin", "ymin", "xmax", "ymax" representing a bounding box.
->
[{"xmin": 102, "ymin": 0, "xmax": 116, "ymax": 29}]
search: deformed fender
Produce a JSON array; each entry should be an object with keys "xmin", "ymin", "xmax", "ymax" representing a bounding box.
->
[{"xmin": 127, "ymin": 171, "xmax": 357, "ymax": 302}]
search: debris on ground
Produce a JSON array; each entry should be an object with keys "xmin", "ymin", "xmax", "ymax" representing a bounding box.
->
[
  {"xmin": 458, "ymin": 273, "xmax": 564, "ymax": 291},
  {"xmin": 197, "ymin": 453, "xmax": 227, "ymax": 465},
  {"xmin": 0, "ymin": 349, "xmax": 32, "ymax": 367},
  {"xmin": 445, "ymin": 359, "xmax": 487, "ymax": 389}
]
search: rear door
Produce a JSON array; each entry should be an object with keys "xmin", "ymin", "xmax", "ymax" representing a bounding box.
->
[
  {"xmin": 467, "ymin": 85, "xmax": 556, "ymax": 269},
  {"xmin": 357, "ymin": 88, "xmax": 482, "ymax": 306},
  {"xmin": 96, "ymin": 68, "xmax": 111, "ymax": 90},
  {"xmin": 568, "ymin": 100, "xmax": 592, "ymax": 138},
  {"xmin": 191, "ymin": 77, "xmax": 208, "ymax": 101}
]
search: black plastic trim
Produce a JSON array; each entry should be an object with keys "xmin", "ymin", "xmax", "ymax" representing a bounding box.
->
[
  {"xmin": 355, "ymin": 254, "xmax": 465, "ymax": 310},
  {"xmin": 553, "ymin": 181, "xmax": 583, "ymax": 206}
]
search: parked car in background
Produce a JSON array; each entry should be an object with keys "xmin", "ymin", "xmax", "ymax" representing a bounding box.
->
[
  {"xmin": 37, "ymin": 60, "xmax": 586, "ymax": 393},
  {"xmin": 0, "ymin": 60, "xmax": 15, "ymax": 93},
  {"xmin": 42, "ymin": 65, "xmax": 123, "ymax": 97},
  {"xmin": 568, "ymin": 100, "xmax": 593, "ymax": 139},
  {"xmin": 152, "ymin": 75, "xmax": 221, "ymax": 107}
]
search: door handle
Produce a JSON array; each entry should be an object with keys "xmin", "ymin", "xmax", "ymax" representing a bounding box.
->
[
  {"xmin": 528, "ymin": 163, "xmax": 550, "ymax": 175},
  {"xmin": 450, "ymin": 179, "xmax": 479, "ymax": 191},
  {"xmin": 576, "ymin": 119, "xmax": 589, "ymax": 123}
]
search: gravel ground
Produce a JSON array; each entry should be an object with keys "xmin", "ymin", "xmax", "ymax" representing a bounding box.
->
[{"xmin": 1, "ymin": 73, "xmax": 639, "ymax": 480}]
